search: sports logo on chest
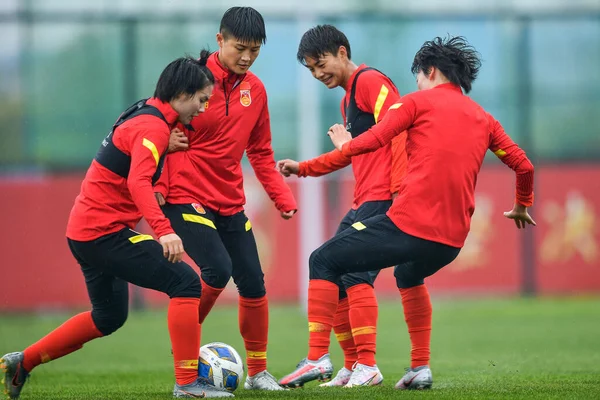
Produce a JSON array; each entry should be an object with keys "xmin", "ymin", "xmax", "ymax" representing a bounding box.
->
[{"xmin": 239, "ymin": 81, "xmax": 252, "ymax": 107}]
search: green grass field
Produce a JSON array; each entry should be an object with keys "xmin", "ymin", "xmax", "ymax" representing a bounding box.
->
[{"xmin": 1, "ymin": 297, "xmax": 599, "ymax": 399}]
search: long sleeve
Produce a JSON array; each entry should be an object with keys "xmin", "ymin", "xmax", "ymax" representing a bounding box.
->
[
  {"xmin": 127, "ymin": 127, "xmax": 174, "ymax": 238},
  {"xmin": 246, "ymin": 101, "xmax": 298, "ymax": 212},
  {"xmin": 153, "ymin": 154, "xmax": 170, "ymax": 198},
  {"xmin": 153, "ymin": 122, "xmax": 189, "ymax": 198},
  {"xmin": 298, "ymin": 149, "xmax": 351, "ymax": 177},
  {"xmin": 487, "ymin": 113, "xmax": 534, "ymax": 207},
  {"xmin": 342, "ymin": 97, "xmax": 416, "ymax": 158},
  {"xmin": 390, "ymin": 135, "xmax": 407, "ymax": 194},
  {"xmin": 355, "ymin": 73, "xmax": 408, "ymax": 194}
]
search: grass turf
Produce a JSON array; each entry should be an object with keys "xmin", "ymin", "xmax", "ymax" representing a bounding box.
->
[{"xmin": 1, "ymin": 297, "xmax": 599, "ymax": 399}]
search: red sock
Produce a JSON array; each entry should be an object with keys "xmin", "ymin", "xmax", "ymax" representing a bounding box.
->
[
  {"xmin": 400, "ymin": 284, "xmax": 432, "ymax": 369},
  {"xmin": 22, "ymin": 311, "xmax": 103, "ymax": 372},
  {"xmin": 239, "ymin": 296, "xmax": 268, "ymax": 376},
  {"xmin": 347, "ymin": 284, "xmax": 378, "ymax": 367},
  {"xmin": 198, "ymin": 279, "xmax": 224, "ymax": 324},
  {"xmin": 169, "ymin": 297, "xmax": 201, "ymax": 385},
  {"xmin": 307, "ymin": 279, "xmax": 338, "ymax": 361},
  {"xmin": 333, "ymin": 297, "xmax": 358, "ymax": 370}
]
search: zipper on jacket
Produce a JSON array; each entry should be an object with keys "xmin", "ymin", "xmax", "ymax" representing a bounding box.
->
[
  {"xmin": 224, "ymin": 79, "xmax": 243, "ymax": 116},
  {"xmin": 224, "ymin": 85, "xmax": 230, "ymax": 116}
]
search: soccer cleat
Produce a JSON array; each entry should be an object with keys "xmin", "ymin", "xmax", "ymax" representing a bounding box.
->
[
  {"xmin": 319, "ymin": 367, "xmax": 352, "ymax": 387},
  {"xmin": 173, "ymin": 378, "xmax": 234, "ymax": 398},
  {"xmin": 278, "ymin": 354, "xmax": 334, "ymax": 388},
  {"xmin": 395, "ymin": 365, "xmax": 433, "ymax": 390},
  {"xmin": 1, "ymin": 352, "xmax": 29, "ymax": 400},
  {"xmin": 344, "ymin": 363, "xmax": 383, "ymax": 387},
  {"xmin": 243, "ymin": 370, "xmax": 286, "ymax": 390}
]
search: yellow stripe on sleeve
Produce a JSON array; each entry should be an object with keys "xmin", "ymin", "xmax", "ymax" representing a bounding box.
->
[
  {"xmin": 182, "ymin": 213, "xmax": 217, "ymax": 229},
  {"xmin": 388, "ymin": 103, "xmax": 403, "ymax": 110},
  {"xmin": 352, "ymin": 222, "xmax": 366, "ymax": 231},
  {"xmin": 142, "ymin": 138, "xmax": 160, "ymax": 166},
  {"xmin": 494, "ymin": 149, "xmax": 507, "ymax": 157},
  {"xmin": 373, "ymin": 84, "xmax": 390, "ymax": 123},
  {"xmin": 129, "ymin": 234, "xmax": 154, "ymax": 244}
]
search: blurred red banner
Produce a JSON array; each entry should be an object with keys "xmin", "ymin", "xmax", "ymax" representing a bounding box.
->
[
  {"xmin": 0, "ymin": 166, "xmax": 598, "ymax": 311},
  {"xmin": 534, "ymin": 167, "xmax": 600, "ymax": 293}
]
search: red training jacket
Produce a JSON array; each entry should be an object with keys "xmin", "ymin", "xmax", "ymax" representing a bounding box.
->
[
  {"xmin": 342, "ymin": 83, "xmax": 534, "ymax": 248},
  {"xmin": 67, "ymin": 98, "xmax": 178, "ymax": 241},
  {"xmin": 155, "ymin": 52, "xmax": 297, "ymax": 216},
  {"xmin": 298, "ymin": 64, "xmax": 407, "ymax": 209}
]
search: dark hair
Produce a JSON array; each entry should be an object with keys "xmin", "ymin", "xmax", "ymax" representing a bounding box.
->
[
  {"xmin": 297, "ymin": 24, "xmax": 351, "ymax": 65},
  {"xmin": 220, "ymin": 6, "xmax": 266, "ymax": 44},
  {"xmin": 153, "ymin": 50, "xmax": 214, "ymax": 102},
  {"xmin": 411, "ymin": 36, "xmax": 481, "ymax": 93}
]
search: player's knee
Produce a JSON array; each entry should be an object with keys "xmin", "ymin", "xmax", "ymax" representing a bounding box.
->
[
  {"xmin": 341, "ymin": 274, "xmax": 373, "ymax": 290},
  {"xmin": 169, "ymin": 265, "xmax": 202, "ymax": 298},
  {"xmin": 394, "ymin": 266, "xmax": 424, "ymax": 289},
  {"xmin": 309, "ymin": 248, "xmax": 335, "ymax": 281},
  {"xmin": 237, "ymin": 273, "xmax": 266, "ymax": 298},
  {"xmin": 308, "ymin": 249, "xmax": 324, "ymax": 279},
  {"xmin": 92, "ymin": 307, "xmax": 128, "ymax": 336},
  {"xmin": 201, "ymin": 259, "xmax": 233, "ymax": 289}
]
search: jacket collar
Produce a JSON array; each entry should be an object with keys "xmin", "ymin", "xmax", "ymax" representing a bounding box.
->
[
  {"xmin": 208, "ymin": 51, "xmax": 247, "ymax": 86},
  {"xmin": 146, "ymin": 97, "xmax": 179, "ymax": 128}
]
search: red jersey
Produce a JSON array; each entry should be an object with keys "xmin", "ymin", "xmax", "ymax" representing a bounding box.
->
[
  {"xmin": 341, "ymin": 83, "xmax": 534, "ymax": 248},
  {"xmin": 155, "ymin": 52, "xmax": 297, "ymax": 216},
  {"xmin": 298, "ymin": 64, "xmax": 407, "ymax": 208},
  {"xmin": 66, "ymin": 98, "xmax": 178, "ymax": 241}
]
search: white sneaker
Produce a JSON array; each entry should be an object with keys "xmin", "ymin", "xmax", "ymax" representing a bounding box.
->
[
  {"xmin": 344, "ymin": 363, "xmax": 383, "ymax": 387},
  {"xmin": 319, "ymin": 367, "xmax": 352, "ymax": 387},
  {"xmin": 244, "ymin": 370, "xmax": 285, "ymax": 391},
  {"xmin": 279, "ymin": 354, "xmax": 334, "ymax": 388},
  {"xmin": 173, "ymin": 378, "xmax": 234, "ymax": 398},
  {"xmin": 395, "ymin": 366, "xmax": 432, "ymax": 390}
]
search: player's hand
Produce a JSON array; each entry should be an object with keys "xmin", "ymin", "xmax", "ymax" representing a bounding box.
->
[
  {"xmin": 503, "ymin": 203, "xmax": 536, "ymax": 229},
  {"xmin": 276, "ymin": 159, "xmax": 300, "ymax": 177},
  {"xmin": 280, "ymin": 210, "xmax": 296, "ymax": 220},
  {"xmin": 328, "ymin": 124, "xmax": 352, "ymax": 151},
  {"xmin": 168, "ymin": 128, "xmax": 189, "ymax": 153},
  {"xmin": 155, "ymin": 192, "xmax": 166, "ymax": 206},
  {"xmin": 159, "ymin": 233, "xmax": 185, "ymax": 263}
]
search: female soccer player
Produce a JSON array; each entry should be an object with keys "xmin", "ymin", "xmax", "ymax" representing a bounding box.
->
[
  {"xmin": 1, "ymin": 53, "xmax": 233, "ymax": 399},
  {"xmin": 293, "ymin": 35, "xmax": 535, "ymax": 390}
]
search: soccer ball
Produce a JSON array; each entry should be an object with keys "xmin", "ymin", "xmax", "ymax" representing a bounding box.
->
[{"xmin": 198, "ymin": 342, "xmax": 244, "ymax": 392}]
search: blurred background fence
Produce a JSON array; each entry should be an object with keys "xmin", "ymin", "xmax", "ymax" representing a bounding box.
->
[{"xmin": 1, "ymin": 0, "xmax": 599, "ymax": 311}]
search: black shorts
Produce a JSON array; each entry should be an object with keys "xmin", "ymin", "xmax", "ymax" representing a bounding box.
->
[
  {"xmin": 310, "ymin": 215, "xmax": 461, "ymax": 289},
  {"xmin": 67, "ymin": 228, "xmax": 200, "ymax": 334},
  {"xmin": 161, "ymin": 203, "xmax": 265, "ymax": 298},
  {"xmin": 335, "ymin": 200, "xmax": 392, "ymax": 297}
]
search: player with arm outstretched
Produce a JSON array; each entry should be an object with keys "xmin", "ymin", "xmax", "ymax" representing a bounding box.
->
[
  {"xmin": 288, "ymin": 35, "xmax": 535, "ymax": 391},
  {"xmin": 277, "ymin": 25, "xmax": 407, "ymax": 388}
]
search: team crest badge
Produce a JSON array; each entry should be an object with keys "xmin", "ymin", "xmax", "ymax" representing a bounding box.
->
[
  {"xmin": 192, "ymin": 203, "xmax": 206, "ymax": 214},
  {"xmin": 240, "ymin": 81, "xmax": 251, "ymax": 107}
]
